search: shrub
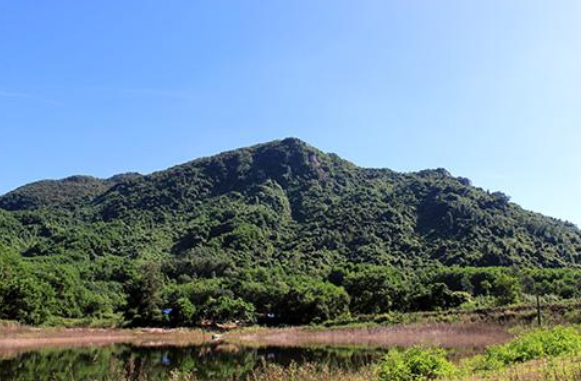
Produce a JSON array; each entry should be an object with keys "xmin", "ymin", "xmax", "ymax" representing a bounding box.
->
[
  {"xmin": 202, "ymin": 295, "xmax": 255, "ymax": 323},
  {"xmin": 275, "ymin": 279, "xmax": 350, "ymax": 325},
  {"xmin": 172, "ymin": 297, "xmax": 197, "ymax": 326},
  {"xmin": 376, "ymin": 346, "xmax": 456, "ymax": 381},
  {"xmin": 479, "ymin": 326, "xmax": 581, "ymax": 370},
  {"xmin": 1, "ymin": 277, "xmax": 54, "ymax": 325}
]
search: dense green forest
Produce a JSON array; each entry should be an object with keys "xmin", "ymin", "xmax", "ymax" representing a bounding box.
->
[{"xmin": 1, "ymin": 138, "xmax": 580, "ymax": 326}]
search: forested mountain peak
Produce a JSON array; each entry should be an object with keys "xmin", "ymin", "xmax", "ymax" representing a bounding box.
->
[
  {"xmin": 0, "ymin": 138, "xmax": 580, "ymax": 270},
  {"xmin": 0, "ymin": 175, "xmax": 109, "ymax": 211}
]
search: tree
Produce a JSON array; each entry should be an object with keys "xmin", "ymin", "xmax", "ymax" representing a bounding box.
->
[
  {"xmin": 492, "ymin": 273, "xmax": 521, "ymax": 306},
  {"xmin": 172, "ymin": 297, "xmax": 197, "ymax": 326},
  {"xmin": 411, "ymin": 283, "xmax": 470, "ymax": 311},
  {"xmin": 275, "ymin": 279, "xmax": 350, "ymax": 325},
  {"xmin": 2, "ymin": 277, "xmax": 54, "ymax": 325},
  {"xmin": 343, "ymin": 266, "xmax": 408, "ymax": 314},
  {"xmin": 201, "ymin": 296, "xmax": 255, "ymax": 324},
  {"xmin": 124, "ymin": 262, "xmax": 165, "ymax": 326}
]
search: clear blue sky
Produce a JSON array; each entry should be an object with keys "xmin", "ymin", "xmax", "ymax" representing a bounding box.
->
[{"xmin": 1, "ymin": 1, "xmax": 579, "ymax": 226}]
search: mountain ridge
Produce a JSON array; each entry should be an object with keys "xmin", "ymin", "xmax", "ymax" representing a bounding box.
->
[{"xmin": 1, "ymin": 138, "xmax": 579, "ymax": 269}]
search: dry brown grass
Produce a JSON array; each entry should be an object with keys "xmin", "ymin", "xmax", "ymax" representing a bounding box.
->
[
  {"xmin": 163, "ymin": 356, "xmax": 581, "ymax": 381},
  {"xmin": 104, "ymin": 363, "xmax": 376, "ymax": 381},
  {"xmin": 247, "ymin": 363, "xmax": 375, "ymax": 381},
  {"xmin": 228, "ymin": 322, "xmax": 511, "ymax": 350},
  {"xmin": 103, "ymin": 356, "xmax": 581, "ymax": 381}
]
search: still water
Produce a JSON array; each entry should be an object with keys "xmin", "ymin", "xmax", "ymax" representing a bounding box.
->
[{"xmin": 0, "ymin": 343, "xmax": 386, "ymax": 381}]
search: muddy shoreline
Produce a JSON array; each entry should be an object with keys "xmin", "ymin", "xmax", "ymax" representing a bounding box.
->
[{"xmin": 0, "ymin": 325, "xmax": 211, "ymax": 358}]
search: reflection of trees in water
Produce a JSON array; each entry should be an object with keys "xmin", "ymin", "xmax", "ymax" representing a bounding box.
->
[
  {"xmin": 0, "ymin": 346, "xmax": 125, "ymax": 381},
  {"xmin": 0, "ymin": 344, "xmax": 385, "ymax": 381}
]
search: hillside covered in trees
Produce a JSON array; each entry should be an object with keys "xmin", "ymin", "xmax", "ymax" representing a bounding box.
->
[{"xmin": 1, "ymin": 138, "xmax": 580, "ymax": 326}]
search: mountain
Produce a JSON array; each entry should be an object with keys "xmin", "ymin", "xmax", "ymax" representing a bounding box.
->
[
  {"xmin": 3, "ymin": 137, "xmax": 581, "ymax": 326},
  {"xmin": 1, "ymin": 137, "xmax": 580, "ymax": 269}
]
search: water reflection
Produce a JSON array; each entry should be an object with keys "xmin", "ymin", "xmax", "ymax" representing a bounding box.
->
[{"xmin": 0, "ymin": 343, "xmax": 386, "ymax": 381}]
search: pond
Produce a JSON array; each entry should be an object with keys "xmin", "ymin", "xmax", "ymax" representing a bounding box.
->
[{"xmin": 0, "ymin": 343, "xmax": 386, "ymax": 381}]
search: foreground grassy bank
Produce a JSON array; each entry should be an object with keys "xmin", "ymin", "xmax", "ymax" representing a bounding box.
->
[
  {"xmin": 235, "ymin": 355, "xmax": 581, "ymax": 381},
  {"xmin": 456, "ymin": 356, "xmax": 581, "ymax": 380}
]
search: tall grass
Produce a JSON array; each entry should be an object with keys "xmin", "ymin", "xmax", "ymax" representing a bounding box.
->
[
  {"xmin": 161, "ymin": 363, "xmax": 375, "ymax": 381},
  {"xmin": 248, "ymin": 363, "xmax": 374, "ymax": 381},
  {"xmin": 455, "ymin": 356, "xmax": 581, "ymax": 381},
  {"xmin": 161, "ymin": 356, "xmax": 581, "ymax": 381}
]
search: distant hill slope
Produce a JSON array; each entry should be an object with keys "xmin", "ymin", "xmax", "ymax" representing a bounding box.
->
[{"xmin": 1, "ymin": 138, "xmax": 580, "ymax": 268}]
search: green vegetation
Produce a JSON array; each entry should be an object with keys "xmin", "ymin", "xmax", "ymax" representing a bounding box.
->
[
  {"xmin": 376, "ymin": 347, "xmax": 455, "ymax": 381},
  {"xmin": 473, "ymin": 326, "xmax": 581, "ymax": 370},
  {"xmin": 374, "ymin": 326, "xmax": 581, "ymax": 381},
  {"xmin": 0, "ymin": 138, "xmax": 580, "ymax": 327}
]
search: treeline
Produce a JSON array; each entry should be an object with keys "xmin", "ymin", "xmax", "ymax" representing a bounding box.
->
[{"xmin": 2, "ymin": 244, "xmax": 581, "ymax": 327}]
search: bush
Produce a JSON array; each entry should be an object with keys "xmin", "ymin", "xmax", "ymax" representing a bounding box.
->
[
  {"xmin": 171, "ymin": 297, "xmax": 197, "ymax": 326},
  {"xmin": 376, "ymin": 346, "xmax": 456, "ymax": 381},
  {"xmin": 202, "ymin": 295, "xmax": 255, "ymax": 323},
  {"xmin": 275, "ymin": 279, "xmax": 350, "ymax": 325},
  {"xmin": 479, "ymin": 326, "xmax": 581, "ymax": 370},
  {"xmin": 1, "ymin": 277, "xmax": 54, "ymax": 325}
]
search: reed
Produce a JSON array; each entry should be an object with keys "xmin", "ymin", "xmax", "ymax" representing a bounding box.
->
[{"xmin": 98, "ymin": 355, "xmax": 581, "ymax": 381}]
